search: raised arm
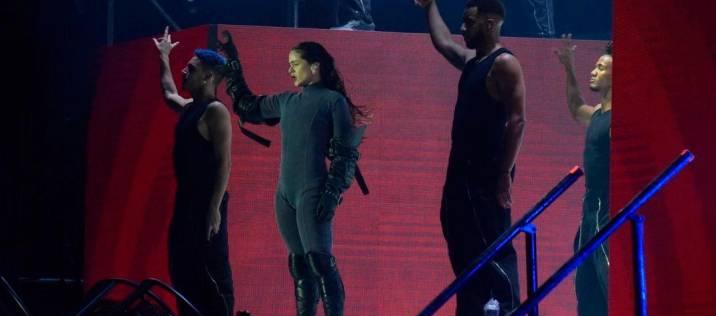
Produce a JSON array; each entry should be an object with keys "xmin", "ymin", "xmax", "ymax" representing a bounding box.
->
[
  {"xmin": 153, "ymin": 27, "xmax": 192, "ymax": 111},
  {"xmin": 492, "ymin": 53, "xmax": 527, "ymax": 209},
  {"xmin": 554, "ymin": 34, "xmax": 596, "ymax": 127},
  {"xmin": 218, "ymin": 31, "xmax": 281, "ymax": 125},
  {"xmin": 415, "ymin": 0, "xmax": 475, "ymax": 70}
]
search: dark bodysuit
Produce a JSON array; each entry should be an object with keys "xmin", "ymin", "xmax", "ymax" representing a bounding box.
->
[
  {"xmin": 170, "ymin": 100, "xmax": 234, "ymax": 316},
  {"xmin": 222, "ymin": 36, "xmax": 362, "ymax": 314},
  {"xmin": 441, "ymin": 47, "xmax": 520, "ymax": 315},
  {"xmin": 240, "ymin": 85, "xmax": 361, "ymax": 255},
  {"xmin": 575, "ymin": 108, "xmax": 610, "ymax": 316}
]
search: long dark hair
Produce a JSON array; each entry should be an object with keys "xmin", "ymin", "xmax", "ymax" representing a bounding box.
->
[{"xmin": 292, "ymin": 42, "xmax": 371, "ymax": 126}]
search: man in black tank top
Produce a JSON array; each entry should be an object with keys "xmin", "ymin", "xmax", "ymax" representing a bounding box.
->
[
  {"xmin": 154, "ymin": 28, "xmax": 235, "ymax": 316},
  {"xmin": 555, "ymin": 36, "xmax": 612, "ymax": 316},
  {"xmin": 416, "ymin": 1, "xmax": 527, "ymax": 314}
]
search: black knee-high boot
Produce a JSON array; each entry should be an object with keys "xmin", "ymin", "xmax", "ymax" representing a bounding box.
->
[
  {"xmin": 289, "ymin": 253, "xmax": 319, "ymax": 316},
  {"xmin": 306, "ymin": 252, "xmax": 345, "ymax": 316}
]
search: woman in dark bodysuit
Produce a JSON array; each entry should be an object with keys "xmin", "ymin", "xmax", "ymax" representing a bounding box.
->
[{"xmin": 220, "ymin": 34, "xmax": 368, "ymax": 316}]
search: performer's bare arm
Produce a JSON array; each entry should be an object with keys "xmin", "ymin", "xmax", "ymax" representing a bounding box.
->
[
  {"xmin": 491, "ymin": 53, "xmax": 526, "ymax": 209},
  {"xmin": 154, "ymin": 27, "xmax": 192, "ymax": 111},
  {"xmin": 554, "ymin": 33, "xmax": 596, "ymax": 126},
  {"xmin": 203, "ymin": 101, "xmax": 232, "ymax": 240},
  {"xmin": 415, "ymin": 0, "xmax": 475, "ymax": 70}
]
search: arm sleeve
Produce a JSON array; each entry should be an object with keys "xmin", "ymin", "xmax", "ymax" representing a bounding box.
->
[
  {"xmin": 225, "ymin": 53, "xmax": 290, "ymax": 125},
  {"xmin": 324, "ymin": 98, "xmax": 364, "ymax": 194}
]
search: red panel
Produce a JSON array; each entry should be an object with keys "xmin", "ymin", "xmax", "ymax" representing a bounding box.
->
[
  {"xmin": 612, "ymin": 0, "xmax": 716, "ymax": 315},
  {"xmin": 86, "ymin": 24, "xmax": 607, "ymax": 315}
]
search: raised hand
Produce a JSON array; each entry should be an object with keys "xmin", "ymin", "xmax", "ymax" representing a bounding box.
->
[
  {"xmin": 553, "ymin": 33, "xmax": 576, "ymax": 67},
  {"xmin": 217, "ymin": 30, "xmax": 239, "ymax": 61},
  {"xmin": 153, "ymin": 26, "xmax": 180, "ymax": 56}
]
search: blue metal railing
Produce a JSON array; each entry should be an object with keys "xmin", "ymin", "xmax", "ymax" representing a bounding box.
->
[
  {"xmin": 510, "ymin": 150, "xmax": 694, "ymax": 316},
  {"xmin": 418, "ymin": 166, "xmax": 584, "ymax": 316}
]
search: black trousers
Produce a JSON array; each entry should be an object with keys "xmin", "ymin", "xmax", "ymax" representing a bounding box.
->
[
  {"xmin": 168, "ymin": 193, "xmax": 234, "ymax": 316},
  {"xmin": 440, "ymin": 169, "xmax": 520, "ymax": 315},
  {"xmin": 574, "ymin": 190, "xmax": 609, "ymax": 316}
]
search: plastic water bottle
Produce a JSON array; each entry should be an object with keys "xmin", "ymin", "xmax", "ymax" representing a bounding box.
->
[{"xmin": 483, "ymin": 298, "xmax": 500, "ymax": 316}]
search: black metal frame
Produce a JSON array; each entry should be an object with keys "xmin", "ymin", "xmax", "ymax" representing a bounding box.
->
[
  {"xmin": 75, "ymin": 277, "xmax": 203, "ymax": 316},
  {"xmin": 0, "ymin": 275, "xmax": 31, "ymax": 316}
]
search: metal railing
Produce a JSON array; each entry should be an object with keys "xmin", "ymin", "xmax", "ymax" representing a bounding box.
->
[
  {"xmin": 510, "ymin": 150, "xmax": 694, "ymax": 316},
  {"xmin": 418, "ymin": 166, "xmax": 585, "ymax": 316},
  {"xmin": 1, "ymin": 275, "xmax": 31, "ymax": 316},
  {"xmin": 75, "ymin": 277, "xmax": 202, "ymax": 316}
]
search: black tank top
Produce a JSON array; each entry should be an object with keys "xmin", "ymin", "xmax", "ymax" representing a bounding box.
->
[
  {"xmin": 583, "ymin": 108, "xmax": 610, "ymax": 193},
  {"xmin": 173, "ymin": 101, "xmax": 217, "ymax": 196},
  {"xmin": 450, "ymin": 48, "xmax": 512, "ymax": 173}
]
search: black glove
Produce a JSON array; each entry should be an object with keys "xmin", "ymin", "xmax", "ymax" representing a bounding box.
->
[
  {"xmin": 218, "ymin": 30, "xmax": 239, "ymax": 65},
  {"xmin": 217, "ymin": 31, "xmax": 279, "ymax": 148},
  {"xmin": 316, "ymin": 188, "xmax": 342, "ymax": 222},
  {"xmin": 315, "ymin": 138, "xmax": 360, "ymax": 222},
  {"xmin": 216, "ymin": 31, "xmax": 266, "ymax": 124},
  {"xmin": 217, "ymin": 32, "xmax": 248, "ymax": 102}
]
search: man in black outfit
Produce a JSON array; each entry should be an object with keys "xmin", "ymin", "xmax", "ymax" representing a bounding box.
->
[
  {"xmin": 153, "ymin": 27, "xmax": 235, "ymax": 316},
  {"xmin": 415, "ymin": 0, "xmax": 527, "ymax": 315},
  {"xmin": 554, "ymin": 35, "xmax": 612, "ymax": 316}
]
